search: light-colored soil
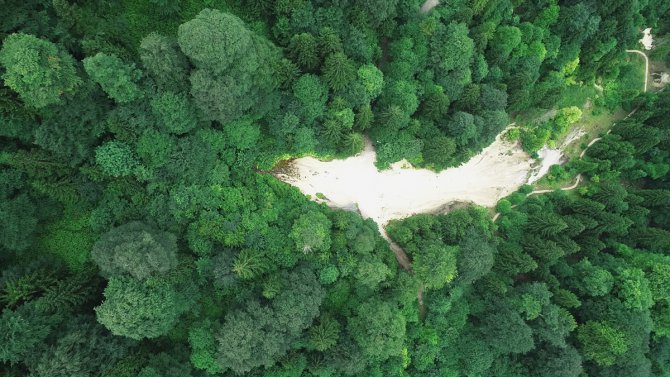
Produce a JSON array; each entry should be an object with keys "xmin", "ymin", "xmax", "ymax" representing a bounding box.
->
[
  {"xmin": 641, "ymin": 28, "xmax": 653, "ymax": 50},
  {"xmin": 276, "ymin": 127, "xmax": 535, "ymax": 227},
  {"xmin": 527, "ymin": 147, "xmax": 564, "ymax": 184},
  {"xmin": 274, "ymin": 46, "xmax": 650, "ymax": 322},
  {"xmin": 420, "ymin": 0, "xmax": 439, "ymax": 13}
]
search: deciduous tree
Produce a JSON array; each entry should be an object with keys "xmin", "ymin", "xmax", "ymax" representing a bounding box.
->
[{"xmin": 0, "ymin": 33, "xmax": 81, "ymax": 108}]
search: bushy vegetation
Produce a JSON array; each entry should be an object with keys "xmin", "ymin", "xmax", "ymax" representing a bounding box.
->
[{"xmin": 1, "ymin": 0, "xmax": 669, "ymax": 376}]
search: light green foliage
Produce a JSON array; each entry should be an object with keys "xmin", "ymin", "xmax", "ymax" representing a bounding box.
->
[
  {"xmin": 319, "ymin": 265, "xmax": 339, "ymax": 284},
  {"xmin": 290, "ymin": 210, "xmax": 332, "ymax": 253},
  {"xmin": 308, "ymin": 316, "xmax": 340, "ymax": 351},
  {"xmin": 343, "ymin": 133, "xmax": 365, "ymax": 155},
  {"xmin": 150, "ymin": 92, "xmax": 199, "ymax": 135},
  {"xmin": 432, "ymin": 22, "xmax": 474, "ymax": 72},
  {"xmin": 0, "ymin": 33, "xmax": 81, "ymax": 108},
  {"xmin": 572, "ymin": 259, "xmax": 614, "ymax": 297},
  {"xmin": 516, "ymin": 283, "xmax": 552, "ymax": 320},
  {"xmin": 615, "ymin": 267, "xmax": 653, "ymax": 310},
  {"xmin": 91, "ymin": 221, "xmax": 177, "ymax": 280},
  {"xmin": 354, "ymin": 257, "xmax": 391, "ymax": 290},
  {"xmin": 223, "ymin": 117, "xmax": 261, "ymax": 150},
  {"xmin": 83, "ymin": 53, "xmax": 142, "ymax": 103},
  {"xmin": 648, "ymin": 264, "xmax": 670, "ymax": 302},
  {"xmin": 577, "ymin": 321, "xmax": 629, "ymax": 367},
  {"xmin": 553, "ymin": 106, "xmax": 582, "ymax": 134},
  {"xmin": 188, "ymin": 321, "xmax": 223, "ymax": 374},
  {"xmin": 136, "ymin": 128, "xmax": 175, "ymax": 168},
  {"xmin": 40, "ymin": 212, "xmax": 93, "ymax": 270},
  {"xmin": 95, "ymin": 276, "xmax": 180, "ymax": 340},
  {"xmin": 177, "ymin": 9, "xmax": 253, "ymax": 74},
  {"xmin": 95, "ymin": 141, "xmax": 139, "ymax": 177},
  {"xmin": 413, "ymin": 242, "xmax": 458, "ymax": 289},
  {"xmin": 357, "ymin": 64, "xmax": 384, "ymax": 100},
  {"xmin": 348, "ymin": 299, "xmax": 406, "ymax": 361},
  {"xmin": 490, "ymin": 26, "xmax": 522, "ymax": 63}
]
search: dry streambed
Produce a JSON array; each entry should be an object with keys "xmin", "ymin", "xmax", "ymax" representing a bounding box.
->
[{"xmin": 275, "ymin": 127, "xmax": 565, "ymax": 226}]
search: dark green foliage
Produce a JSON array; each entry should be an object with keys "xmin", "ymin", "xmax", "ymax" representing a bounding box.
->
[
  {"xmin": 0, "ymin": 193, "xmax": 37, "ymax": 252},
  {"xmin": 322, "ymin": 52, "xmax": 356, "ymax": 91},
  {"xmin": 95, "ymin": 141, "xmax": 139, "ymax": 177},
  {"xmin": 28, "ymin": 317, "xmax": 131, "ymax": 377},
  {"xmin": 139, "ymin": 33, "xmax": 189, "ymax": 91},
  {"xmin": 178, "ymin": 9, "xmax": 280, "ymax": 124},
  {"xmin": 0, "ymin": 304, "xmax": 54, "ymax": 364},
  {"xmin": 213, "ymin": 269, "xmax": 325, "ymax": 374}
]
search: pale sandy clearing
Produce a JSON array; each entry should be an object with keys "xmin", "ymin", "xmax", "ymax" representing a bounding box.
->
[
  {"xmin": 527, "ymin": 147, "xmax": 563, "ymax": 184},
  {"xmin": 276, "ymin": 127, "xmax": 539, "ymax": 226},
  {"xmin": 420, "ymin": 0, "xmax": 439, "ymax": 13},
  {"xmin": 561, "ymin": 127, "xmax": 586, "ymax": 148},
  {"xmin": 640, "ymin": 28, "xmax": 653, "ymax": 50}
]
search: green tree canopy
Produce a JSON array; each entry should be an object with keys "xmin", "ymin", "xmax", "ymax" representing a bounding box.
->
[
  {"xmin": 290, "ymin": 210, "xmax": 332, "ymax": 253},
  {"xmin": 83, "ymin": 53, "xmax": 143, "ymax": 103},
  {"xmin": 150, "ymin": 91, "xmax": 200, "ymax": 135},
  {"xmin": 91, "ymin": 221, "xmax": 178, "ymax": 280},
  {"xmin": 347, "ymin": 299, "xmax": 406, "ymax": 361},
  {"xmin": 413, "ymin": 241, "xmax": 459, "ymax": 290},
  {"xmin": 577, "ymin": 320, "xmax": 629, "ymax": 367},
  {"xmin": 95, "ymin": 141, "xmax": 139, "ymax": 177},
  {"xmin": 0, "ymin": 33, "xmax": 81, "ymax": 108},
  {"xmin": 95, "ymin": 276, "xmax": 181, "ymax": 340}
]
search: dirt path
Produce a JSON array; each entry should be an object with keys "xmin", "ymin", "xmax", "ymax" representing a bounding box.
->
[
  {"xmin": 626, "ymin": 49, "xmax": 649, "ymax": 92},
  {"xmin": 492, "ymin": 50, "xmax": 650, "ymax": 223},
  {"xmin": 379, "ymin": 228, "xmax": 412, "ymax": 271}
]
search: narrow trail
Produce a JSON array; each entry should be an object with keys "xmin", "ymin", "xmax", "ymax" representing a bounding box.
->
[
  {"xmin": 379, "ymin": 228, "xmax": 412, "ymax": 271},
  {"xmin": 626, "ymin": 49, "xmax": 649, "ymax": 93},
  {"xmin": 492, "ymin": 50, "xmax": 650, "ymax": 223},
  {"xmin": 386, "ymin": 49, "xmax": 650, "ymax": 318}
]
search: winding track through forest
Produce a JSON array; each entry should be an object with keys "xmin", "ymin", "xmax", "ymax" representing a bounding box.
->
[
  {"xmin": 491, "ymin": 50, "xmax": 649, "ymax": 222},
  {"xmin": 383, "ymin": 49, "xmax": 650, "ymax": 318}
]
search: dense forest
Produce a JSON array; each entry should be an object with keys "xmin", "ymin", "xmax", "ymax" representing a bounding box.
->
[{"xmin": 1, "ymin": 0, "xmax": 670, "ymax": 376}]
